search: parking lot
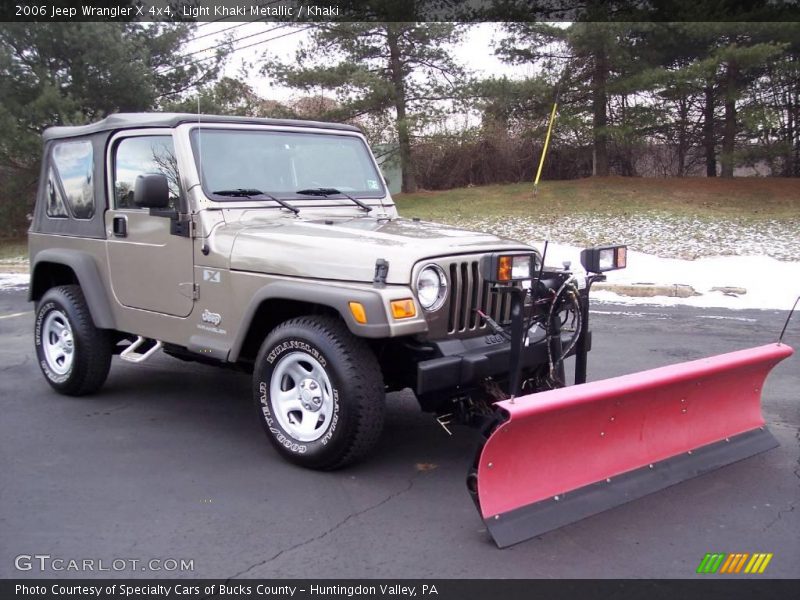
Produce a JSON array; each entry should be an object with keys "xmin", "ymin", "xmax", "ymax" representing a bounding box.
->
[{"xmin": 1, "ymin": 284, "xmax": 798, "ymax": 579}]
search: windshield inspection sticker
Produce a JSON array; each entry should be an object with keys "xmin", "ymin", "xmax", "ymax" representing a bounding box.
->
[{"xmin": 367, "ymin": 179, "xmax": 380, "ymax": 190}]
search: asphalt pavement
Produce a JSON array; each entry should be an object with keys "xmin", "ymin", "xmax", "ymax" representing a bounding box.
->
[{"xmin": 1, "ymin": 284, "xmax": 798, "ymax": 579}]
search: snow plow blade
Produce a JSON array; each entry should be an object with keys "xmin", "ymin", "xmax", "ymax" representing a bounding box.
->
[{"xmin": 470, "ymin": 343, "xmax": 793, "ymax": 548}]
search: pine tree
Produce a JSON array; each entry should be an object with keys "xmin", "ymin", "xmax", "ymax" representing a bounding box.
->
[{"xmin": 261, "ymin": 22, "xmax": 464, "ymax": 193}]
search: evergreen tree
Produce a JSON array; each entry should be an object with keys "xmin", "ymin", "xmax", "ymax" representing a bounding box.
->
[
  {"xmin": 261, "ymin": 22, "xmax": 464, "ymax": 192},
  {"xmin": 0, "ymin": 21, "xmax": 224, "ymax": 170}
]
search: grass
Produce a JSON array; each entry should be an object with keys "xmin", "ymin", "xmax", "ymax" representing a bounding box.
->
[
  {"xmin": 0, "ymin": 237, "xmax": 27, "ymax": 262},
  {"xmin": 1, "ymin": 178, "xmax": 798, "ymax": 263},
  {"xmin": 394, "ymin": 177, "xmax": 800, "ymax": 223}
]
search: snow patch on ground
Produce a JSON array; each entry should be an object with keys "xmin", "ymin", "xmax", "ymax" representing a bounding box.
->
[
  {"xmin": 451, "ymin": 214, "xmax": 800, "ymax": 261},
  {"xmin": 0, "ymin": 273, "xmax": 29, "ymax": 291},
  {"xmin": 535, "ymin": 242, "xmax": 800, "ymax": 311},
  {"xmin": 1, "ymin": 241, "xmax": 798, "ymax": 311}
]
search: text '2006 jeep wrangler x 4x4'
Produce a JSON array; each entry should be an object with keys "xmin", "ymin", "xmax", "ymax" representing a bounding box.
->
[{"xmin": 32, "ymin": 113, "xmax": 788, "ymax": 548}]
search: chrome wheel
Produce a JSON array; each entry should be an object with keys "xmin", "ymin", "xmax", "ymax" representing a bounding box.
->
[
  {"xmin": 270, "ymin": 351, "xmax": 334, "ymax": 442},
  {"xmin": 42, "ymin": 309, "xmax": 74, "ymax": 375}
]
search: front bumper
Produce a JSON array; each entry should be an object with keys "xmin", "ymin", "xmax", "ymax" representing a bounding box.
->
[{"xmin": 415, "ymin": 331, "xmax": 591, "ymax": 396}]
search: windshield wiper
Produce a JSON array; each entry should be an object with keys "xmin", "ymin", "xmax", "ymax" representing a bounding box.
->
[
  {"xmin": 212, "ymin": 189, "xmax": 299, "ymax": 215},
  {"xmin": 212, "ymin": 188, "xmax": 264, "ymax": 197},
  {"xmin": 295, "ymin": 188, "xmax": 372, "ymax": 212}
]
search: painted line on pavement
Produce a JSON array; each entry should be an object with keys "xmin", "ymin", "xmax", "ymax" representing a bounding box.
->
[{"xmin": 0, "ymin": 311, "xmax": 33, "ymax": 320}]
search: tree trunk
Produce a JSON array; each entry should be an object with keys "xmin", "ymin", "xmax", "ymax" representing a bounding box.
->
[
  {"xmin": 619, "ymin": 94, "xmax": 636, "ymax": 176},
  {"xmin": 783, "ymin": 92, "xmax": 794, "ymax": 177},
  {"xmin": 720, "ymin": 96, "xmax": 736, "ymax": 177},
  {"xmin": 789, "ymin": 86, "xmax": 799, "ymax": 177},
  {"xmin": 720, "ymin": 62, "xmax": 738, "ymax": 178},
  {"xmin": 387, "ymin": 25, "xmax": 417, "ymax": 193},
  {"xmin": 592, "ymin": 44, "xmax": 609, "ymax": 177},
  {"xmin": 703, "ymin": 83, "xmax": 717, "ymax": 177},
  {"xmin": 676, "ymin": 95, "xmax": 688, "ymax": 177}
]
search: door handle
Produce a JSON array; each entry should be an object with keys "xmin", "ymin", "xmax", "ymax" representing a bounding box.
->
[{"xmin": 112, "ymin": 216, "xmax": 127, "ymax": 237}]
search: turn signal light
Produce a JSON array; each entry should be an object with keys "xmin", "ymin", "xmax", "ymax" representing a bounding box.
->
[
  {"xmin": 498, "ymin": 256, "xmax": 512, "ymax": 281},
  {"xmin": 390, "ymin": 299, "xmax": 417, "ymax": 319},
  {"xmin": 348, "ymin": 302, "xmax": 368, "ymax": 324}
]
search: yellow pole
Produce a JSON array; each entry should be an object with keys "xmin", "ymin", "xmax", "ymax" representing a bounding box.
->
[{"xmin": 534, "ymin": 101, "xmax": 558, "ymax": 195}]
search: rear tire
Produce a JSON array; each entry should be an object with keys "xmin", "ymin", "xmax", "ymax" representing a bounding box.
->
[
  {"xmin": 34, "ymin": 285, "xmax": 113, "ymax": 396},
  {"xmin": 253, "ymin": 315, "xmax": 385, "ymax": 470}
]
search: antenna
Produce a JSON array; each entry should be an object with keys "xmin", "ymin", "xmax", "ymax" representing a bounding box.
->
[
  {"xmin": 778, "ymin": 295, "xmax": 799, "ymax": 344},
  {"xmin": 197, "ymin": 96, "xmax": 202, "ymax": 190}
]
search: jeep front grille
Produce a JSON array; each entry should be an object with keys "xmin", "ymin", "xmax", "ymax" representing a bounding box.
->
[{"xmin": 446, "ymin": 260, "xmax": 514, "ymax": 336}]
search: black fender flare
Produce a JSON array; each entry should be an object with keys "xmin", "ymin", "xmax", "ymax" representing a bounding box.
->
[
  {"xmin": 30, "ymin": 249, "xmax": 116, "ymax": 329},
  {"xmin": 229, "ymin": 280, "xmax": 394, "ymax": 362}
]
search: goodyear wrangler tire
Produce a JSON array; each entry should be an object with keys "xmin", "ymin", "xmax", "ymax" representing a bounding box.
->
[
  {"xmin": 34, "ymin": 285, "xmax": 112, "ymax": 396},
  {"xmin": 253, "ymin": 315, "xmax": 385, "ymax": 470}
]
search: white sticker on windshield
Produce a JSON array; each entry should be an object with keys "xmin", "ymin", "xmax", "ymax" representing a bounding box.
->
[{"xmin": 367, "ymin": 179, "xmax": 379, "ymax": 190}]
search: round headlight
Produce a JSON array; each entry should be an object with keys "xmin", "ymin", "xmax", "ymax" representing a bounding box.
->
[{"xmin": 416, "ymin": 264, "xmax": 447, "ymax": 311}]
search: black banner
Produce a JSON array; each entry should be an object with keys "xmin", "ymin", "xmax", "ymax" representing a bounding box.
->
[
  {"xmin": 2, "ymin": 580, "xmax": 799, "ymax": 600},
  {"xmin": 2, "ymin": 0, "xmax": 799, "ymax": 23}
]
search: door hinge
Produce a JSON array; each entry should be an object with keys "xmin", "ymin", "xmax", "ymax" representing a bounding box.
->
[
  {"xmin": 178, "ymin": 282, "xmax": 199, "ymax": 300},
  {"xmin": 171, "ymin": 214, "xmax": 195, "ymax": 238}
]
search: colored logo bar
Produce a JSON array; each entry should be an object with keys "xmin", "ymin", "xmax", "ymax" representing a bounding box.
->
[{"xmin": 696, "ymin": 553, "xmax": 773, "ymax": 574}]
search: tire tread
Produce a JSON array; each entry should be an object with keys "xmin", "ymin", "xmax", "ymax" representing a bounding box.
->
[
  {"xmin": 36, "ymin": 285, "xmax": 112, "ymax": 396},
  {"xmin": 258, "ymin": 315, "xmax": 384, "ymax": 470}
]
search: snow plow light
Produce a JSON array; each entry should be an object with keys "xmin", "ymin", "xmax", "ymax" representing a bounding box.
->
[
  {"xmin": 390, "ymin": 299, "xmax": 417, "ymax": 319},
  {"xmin": 481, "ymin": 253, "xmax": 536, "ymax": 283},
  {"xmin": 580, "ymin": 245, "xmax": 627, "ymax": 273}
]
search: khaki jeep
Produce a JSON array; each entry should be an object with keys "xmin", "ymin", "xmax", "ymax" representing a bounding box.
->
[{"xmin": 29, "ymin": 113, "xmax": 613, "ymax": 470}]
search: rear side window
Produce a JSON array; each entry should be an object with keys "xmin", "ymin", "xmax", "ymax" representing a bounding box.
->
[
  {"xmin": 45, "ymin": 167, "xmax": 69, "ymax": 218},
  {"xmin": 113, "ymin": 135, "xmax": 180, "ymax": 210},
  {"xmin": 51, "ymin": 140, "xmax": 95, "ymax": 219}
]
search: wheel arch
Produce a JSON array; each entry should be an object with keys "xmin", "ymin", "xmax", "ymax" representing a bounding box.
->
[
  {"xmin": 235, "ymin": 298, "xmax": 340, "ymax": 364},
  {"xmin": 30, "ymin": 249, "xmax": 116, "ymax": 329},
  {"xmin": 230, "ymin": 281, "xmax": 393, "ymax": 363}
]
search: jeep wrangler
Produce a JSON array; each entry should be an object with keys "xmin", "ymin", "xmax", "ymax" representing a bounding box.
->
[{"xmin": 29, "ymin": 113, "xmax": 620, "ymax": 471}]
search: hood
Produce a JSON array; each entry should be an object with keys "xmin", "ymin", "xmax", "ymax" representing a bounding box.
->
[{"xmin": 222, "ymin": 215, "xmax": 532, "ymax": 284}]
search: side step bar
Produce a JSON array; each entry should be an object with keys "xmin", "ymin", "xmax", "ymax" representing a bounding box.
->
[{"xmin": 119, "ymin": 336, "xmax": 163, "ymax": 363}]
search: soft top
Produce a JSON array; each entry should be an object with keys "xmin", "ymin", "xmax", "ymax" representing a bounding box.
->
[{"xmin": 42, "ymin": 112, "xmax": 361, "ymax": 141}]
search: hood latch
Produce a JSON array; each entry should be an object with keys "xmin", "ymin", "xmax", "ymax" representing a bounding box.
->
[{"xmin": 373, "ymin": 258, "xmax": 389, "ymax": 287}]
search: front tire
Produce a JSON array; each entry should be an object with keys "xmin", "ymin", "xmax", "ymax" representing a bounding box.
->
[
  {"xmin": 253, "ymin": 315, "xmax": 385, "ymax": 470},
  {"xmin": 34, "ymin": 285, "xmax": 112, "ymax": 396}
]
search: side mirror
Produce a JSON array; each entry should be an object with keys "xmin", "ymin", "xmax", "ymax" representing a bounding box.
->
[{"xmin": 133, "ymin": 173, "xmax": 170, "ymax": 209}]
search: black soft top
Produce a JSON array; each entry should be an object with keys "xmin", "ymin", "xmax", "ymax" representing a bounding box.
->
[{"xmin": 42, "ymin": 112, "xmax": 361, "ymax": 141}]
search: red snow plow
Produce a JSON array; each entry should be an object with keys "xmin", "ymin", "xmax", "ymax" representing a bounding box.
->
[
  {"xmin": 469, "ymin": 342, "xmax": 792, "ymax": 547},
  {"xmin": 456, "ymin": 245, "xmax": 794, "ymax": 547}
]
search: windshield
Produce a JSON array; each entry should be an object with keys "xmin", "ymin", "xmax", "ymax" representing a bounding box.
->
[{"xmin": 190, "ymin": 129, "xmax": 386, "ymax": 199}]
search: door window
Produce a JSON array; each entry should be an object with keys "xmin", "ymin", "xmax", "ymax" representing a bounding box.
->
[{"xmin": 113, "ymin": 136, "xmax": 181, "ymax": 210}]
